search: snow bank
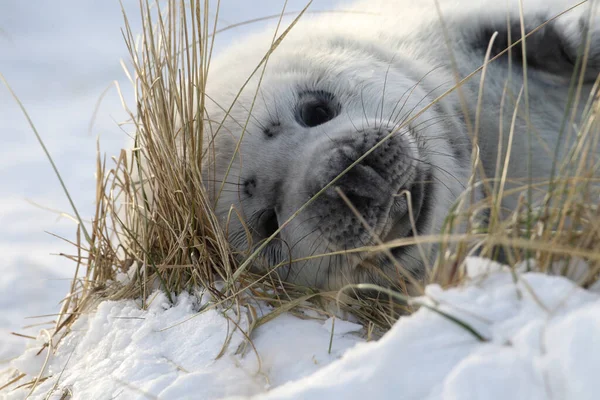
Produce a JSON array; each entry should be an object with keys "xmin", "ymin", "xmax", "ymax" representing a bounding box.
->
[
  {"xmin": 251, "ymin": 259, "xmax": 600, "ymax": 400},
  {"xmin": 3, "ymin": 258, "xmax": 600, "ymax": 399},
  {"xmin": 2, "ymin": 291, "xmax": 361, "ymax": 399}
]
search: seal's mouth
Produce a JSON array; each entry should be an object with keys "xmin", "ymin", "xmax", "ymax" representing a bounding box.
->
[
  {"xmin": 380, "ymin": 176, "xmax": 427, "ymax": 243},
  {"xmin": 353, "ymin": 173, "xmax": 431, "ymax": 280}
]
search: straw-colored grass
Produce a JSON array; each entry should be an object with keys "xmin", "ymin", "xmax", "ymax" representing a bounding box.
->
[{"xmin": 3, "ymin": 0, "xmax": 600, "ymax": 394}]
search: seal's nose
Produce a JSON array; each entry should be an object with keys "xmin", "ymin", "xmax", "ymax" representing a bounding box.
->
[
  {"xmin": 309, "ymin": 142, "xmax": 390, "ymax": 209},
  {"xmin": 298, "ymin": 126, "xmax": 418, "ymax": 249}
]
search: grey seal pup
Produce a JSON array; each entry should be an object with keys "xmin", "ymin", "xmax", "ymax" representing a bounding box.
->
[{"xmin": 202, "ymin": 0, "xmax": 599, "ymax": 289}]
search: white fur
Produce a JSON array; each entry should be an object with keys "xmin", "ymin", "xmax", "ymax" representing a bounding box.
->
[{"xmin": 202, "ymin": 0, "xmax": 599, "ymax": 289}]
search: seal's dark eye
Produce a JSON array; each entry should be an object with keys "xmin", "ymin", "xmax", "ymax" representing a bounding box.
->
[
  {"xmin": 296, "ymin": 91, "xmax": 340, "ymax": 127},
  {"xmin": 257, "ymin": 209, "xmax": 279, "ymax": 238}
]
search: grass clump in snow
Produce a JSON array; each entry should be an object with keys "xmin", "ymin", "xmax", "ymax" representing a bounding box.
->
[{"xmin": 3, "ymin": 0, "xmax": 600, "ymax": 394}]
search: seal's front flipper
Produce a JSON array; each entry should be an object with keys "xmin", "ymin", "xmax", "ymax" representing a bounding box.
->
[{"xmin": 473, "ymin": 3, "xmax": 600, "ymax": 82}]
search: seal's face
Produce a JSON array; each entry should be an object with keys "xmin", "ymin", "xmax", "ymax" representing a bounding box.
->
[{"xmin": 203, "ymin": 31, "xmax": 473, "ymax": 289}]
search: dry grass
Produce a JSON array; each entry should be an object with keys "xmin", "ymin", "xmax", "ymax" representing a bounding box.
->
[{"xmin": 3, "ymin": 0, "xmax": 600, "ymax": 394}]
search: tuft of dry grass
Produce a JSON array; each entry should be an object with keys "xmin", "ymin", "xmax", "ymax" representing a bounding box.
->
[{"xmin": 3, "ymin": 0, "xmax": 600, "ymax": 394}]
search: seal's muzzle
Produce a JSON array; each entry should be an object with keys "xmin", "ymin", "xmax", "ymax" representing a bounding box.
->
[{"xmin": 304, "ymin": 126, "xmax": 421, "ymax": 249}]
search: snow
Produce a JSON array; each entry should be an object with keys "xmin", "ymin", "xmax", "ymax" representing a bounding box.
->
[
  {"xmin": 2, "ymin": 257, "xmax": 600, "ymax": 399},
  {"xmin": 2, "ymin": 292, "xmax": 362, "ymax": 399},
  {"xmin": 322, "ymin": 317, "xmax": 362, "ymax": 335}
]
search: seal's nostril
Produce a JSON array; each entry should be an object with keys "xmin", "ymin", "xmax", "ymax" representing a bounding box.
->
[{"xmin": 339, "ymin": 191, "xmax": 371, "ymax": 210}]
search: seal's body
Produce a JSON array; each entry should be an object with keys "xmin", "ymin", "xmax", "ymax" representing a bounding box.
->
[{"xmin": 203, "ymin": 0, "xmax": 599, "ymax": 289}]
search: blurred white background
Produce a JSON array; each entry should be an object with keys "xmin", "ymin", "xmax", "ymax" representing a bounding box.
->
[{"xmin": 0, "ymin": 0, "xmax": 341, "ymax": 363}]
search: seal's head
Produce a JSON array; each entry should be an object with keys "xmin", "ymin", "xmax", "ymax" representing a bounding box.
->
[{"xmin": 202, "ymin": 15, "xmax": 473, "ymax": 289}]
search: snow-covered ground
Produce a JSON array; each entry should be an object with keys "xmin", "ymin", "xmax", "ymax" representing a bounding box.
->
[
  {"xmin": 3, "ymin": 258, "xmax": 600, "ymax": 399},
  {"xmin": 0, "ymin": 0, "xmax": 338, "ymax": 364}
]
